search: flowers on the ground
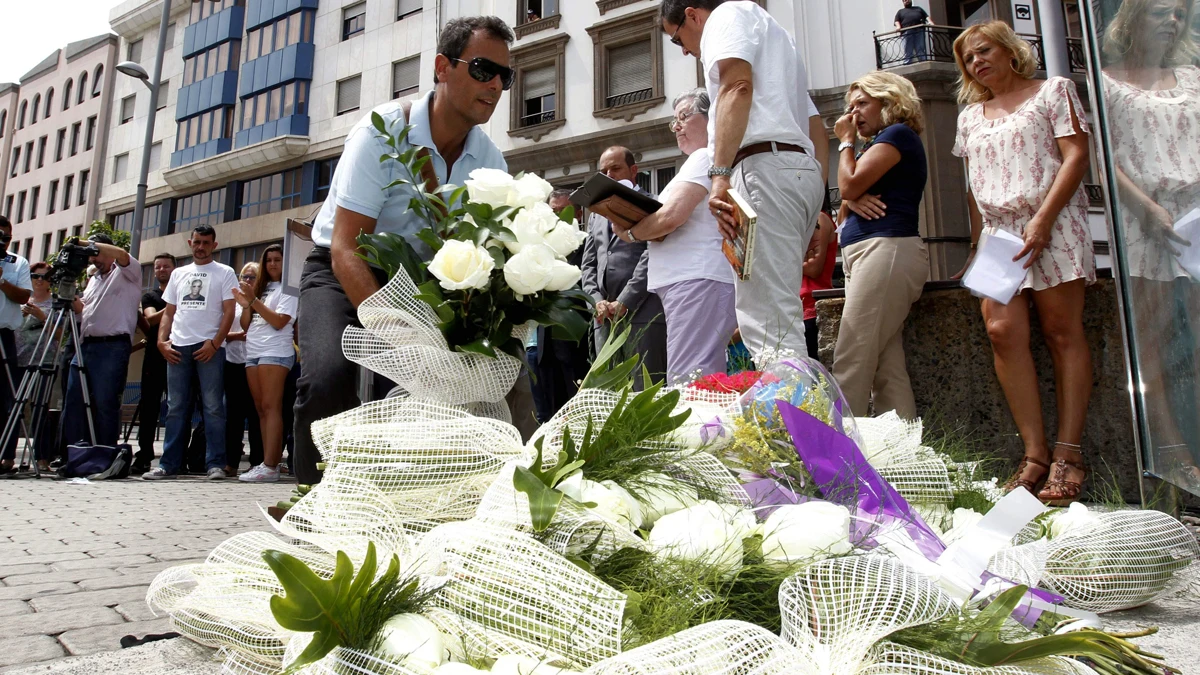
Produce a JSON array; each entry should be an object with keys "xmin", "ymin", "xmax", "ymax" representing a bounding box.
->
[
  {"xmin": 940, "ymin": 507, "xmax": 985, "ymax": 544},
  {"xmin": 428, "ymin": 240, "xmax": 495, "ymax": 291},
  {"xmin": 1048, "ymin": 502, "xmax": 1099, "ymax": 539},
  {"xmin": 637, "ymin": 473, "xmax": 698, "ymax": 526},
  {"xmin": 648, "ymin": 501, "xmax": 757, "ymax": 572},
  {"xmin": 758, "ymin": 502, "xmax": 852, "ymax": 563},
  {"xmin": 376, "ymin": 613, "xmax": 448, "ymax": 669},
  {"xmin": 490, "ymin": 655, "xmax": 581, "ymax": 675},
  {"xmin": 688, "ymin": 370, "xmax": 763, "ymax": 395}
]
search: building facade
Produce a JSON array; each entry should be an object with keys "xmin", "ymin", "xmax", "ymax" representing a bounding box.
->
[
  {"xmin": 94, "ymin": 0, "xmax": 1098, "ymax": 283},
  {"xmin": 1, "ymin": 35, "xmax": 118, "ymax": 264}
]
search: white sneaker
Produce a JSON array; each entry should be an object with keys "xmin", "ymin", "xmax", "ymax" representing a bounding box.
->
[
  {"xmin": 142, "ymin": 467, "xmax": 176, "ymax": 480},
  {"xmin": 239, "ymin": 464, "xmax": 280, "ymax": 483},
  {"xmin": 206, "ymin": 467, "xmax": 226, "ymax": 480}
]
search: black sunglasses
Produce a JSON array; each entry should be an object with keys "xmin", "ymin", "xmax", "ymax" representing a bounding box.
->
[
  {"xmin": 30, "ymin": 273, "xmax": 48, "ymax": 280},
  {"xmin": 449, "ymin": 57, "xmax": 514, "ymax": 90}
]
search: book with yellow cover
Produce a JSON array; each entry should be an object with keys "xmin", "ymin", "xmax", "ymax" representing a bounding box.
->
[{"xmin": 722, "ymin": 188, "xmax": 757, "ymax": 281}]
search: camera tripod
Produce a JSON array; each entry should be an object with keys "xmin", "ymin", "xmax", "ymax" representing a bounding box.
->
[{"xmin": 1, "ymin": 283, "xmax": 96, "ymax": 479}]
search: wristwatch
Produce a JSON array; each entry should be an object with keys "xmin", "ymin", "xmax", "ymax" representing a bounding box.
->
[
  {"xmin": 838, "ymin": 140, "xmax": 855, "ymax": 153},
  {"xmin": 707, "ymin": 166, "xmax": 733, "ymax": 178},
  {"xmin": 626, "ymin": 229, "xmax": 639, "ymax": 243}
]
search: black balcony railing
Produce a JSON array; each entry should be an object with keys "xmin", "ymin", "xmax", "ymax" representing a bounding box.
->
[
  {"xmin": 520, "ymin": 111, "xmax": 556, "ymax": 127},
  {"xmin": 606, "ymin": 88, "xmax": 652, "ymax": 108},
  {"xmin": 874, "ymin": 26, "xmax": 1087, "ymax": 74}
]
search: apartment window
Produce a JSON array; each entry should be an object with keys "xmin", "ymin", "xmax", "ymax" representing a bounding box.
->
[
  {"xmin": 508, "ymin": 34, "xmax": 568, "ymax": 140},
  {"xmin": 3, "ymin": 195, "xmax": 11, "ymax": 219},
  {"xmin": 17, "ymin": 100, "xmax": 27, "ymax": 129},
  {"xmin": 23, "ymin": 141, "xmax": 33, "ymax": 173},
  {"xmin": 23, "ymin": 238, "xmax": 32, "ymax": 258},
  {"xmin": 173, "ymin": 187, "xmax": 227, "ymax": 232},
  {"xmin": 69, "ymin": 122, "xmax": 81, "ymax": 156},
  {"xmin": 9, "ymin": 147, "xmax": 18, "ymax": 178},
  {"xmin": 397, "ymin": 0, "xmax": 422, "ymax": 19},
  {"xmin": 522, "ymin": 67, "xmax": 556, "ymax": 127},
  {"xmin": 120, "ymin": 95, "xmax": 136, "ymax": 125},
  {"xmin": 48, "ymin": 180, "xmax": 58, "ymax": 215},
  {"xmin": 245, "ymin": 10, "xmax": 315, "ymax": 61},
  {"xmin": 55, "ymin": 128, "xmax": 66, "ymax": 161},
  {"xmin": 16, "ymin": 192, "xmax": 26, "ymax": 224},
  {"xmin": 189, "ymin": 0, "xmax": 241, "ymax": 23},
  {"xmin": 636, "ymin": 164, "xmax": 678, "ymax": 195},
  {"xmin": 0, "ymin": 110, "xmax": 6, "ymax": 138},
  {"xmin": 516, "ymin": 0, "xmax": 560, "ymax": 37},
  {"xmin": 82, "ymin": 116, "xmax": 96, "ymax": 152},
  {"xmin": 587, "ymin": 8, "xmax": 664, "ymax": 121},
  {"xmin": 392, "ymin": 57, "xmax": 420, "ymax": 99},
  {"xmin": 240, "ymin": 167, "xmax": 303, "ymax": 218},
  {"xmin": 149, "ymin": 142, "xmax": 162, "ymax": 171},
  {"xmin": 31, "ymin": 95, "xmax": 40, "ymax": 124},
  {"xmin": 240, "ymin": 81, "xmax": 309, "ymax": 130},
  {"xmin": 110, "ymin": 211, "xmax": 134, "ymax": 233},
  {"xmin": 176, "ymin": 107, "xmax": 235, "ymax": 151},
  {"xmin": 41, "ymin": 233, "xmax": 51, "ymax": 261},
  {"xmin": 113, "ymin": 153, "xmax": 130, "ymax": 183},
  {"xmin": 315, "ymin": 156, "xmax": 340, "ymax": 201},
  {"xmin": 140, "ymin": 203, "xmax": 165, "ymax": 238},
  {"xmin": 36, "ymin": 136, "xmax": 47, "ymax": 168},
  {"xmin": 92, "ymin": 65, "xmax": 104, "ymax": 98},
  {"xmin": 29, "ymin": 187, "xmax": 40, "ymax": 220},
  {"xmin": 63, "ymin": 80, "xmax": 72, "ymax": 110},
  {"xmin": 164, "ymin": 22, "xmax": 176, "ymax": 50},
  {"xmin": 182, "ymin": 40, "xmax": 242, "ymax": 86},
  {"xmin": 62, "ymin": 175, "xmax": 74, "ymax": 211},
  {"xmin": 78, "ymin": 72, "xmax": 88, "ymax": 105},
  {"xmin": 78, "ymin": 170, "xmax": 89, "ymax": 206},
  {"xmin": 342, "ymin": 2, "xmax": 366, "ymax": 40},
  {"xmin": 336, "ymin": 75, "xmax": 361, "ymax": 115},
  {"xmin": 55, "ymin": 229, "xmax": 66, "ymax": 250},
  {"xmin": 156, "ymin": 80, "xmax": 169, "ymax": 110},
  {"xmin": 127, "ymin": 38, "xmax": 143, "ymax": 63},
  {"xmin": 44, "ymin": 89, "xmax": 54, "ymax": 119}
]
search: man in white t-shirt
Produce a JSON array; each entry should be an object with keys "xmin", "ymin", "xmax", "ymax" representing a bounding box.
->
[
  {"xmin": 143, "ymin": 225, "xmax": 238, "ymax": 480},
  {"xmin": 660, "ymin": 0, "xmax": 826, "ymax": 362},
  {"xmin": 0, "ymin": 216, "xmax": 31, "ymax": 471}
]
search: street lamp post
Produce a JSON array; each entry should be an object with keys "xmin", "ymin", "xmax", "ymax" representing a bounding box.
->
[{"xmin": 116, "ymin": 0, "xmax": 174, "ymax": 261}]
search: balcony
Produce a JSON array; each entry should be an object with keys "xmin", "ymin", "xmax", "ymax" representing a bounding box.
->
[
  {"xmin": 606, "ymin": 88, "xmax": 652, "ymax": 109},
  {"xmin": 520, "ymin": 111, "xmax": 556, "ymax": 128},
  {"xmin": 873, "ymin": 26, "xmax": 1087, "ymax": 73}
]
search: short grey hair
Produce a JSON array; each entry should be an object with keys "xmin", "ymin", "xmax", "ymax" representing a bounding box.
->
[
  {"xmin": 671, "ymin": 87, "xmax": 710, "ymax": 117},
  {"xmin": 548, "ymin": 188, "xmax": 572, "ymax": 202}
]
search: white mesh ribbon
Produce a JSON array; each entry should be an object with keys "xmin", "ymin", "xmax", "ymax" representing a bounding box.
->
[
  {"xmin": 583, "ymin": 620, "xmax": 817, "ymax": 675},
  {"xmin": 854, "ymin": 412, "xmax": 954, "ymax": 507},
  {"xmin": 418, "ymin": 521, "xmax": 626, "ymax": 668},
  {"xmin": 860, "ymin": 643, "xmax": 1098, "ymax": 675},
  {"xmin": 342, "ymin": 270, "xmax": 528, "ymax": 404},
  {"xmin": 1041, "ymin": 509, "xmax": 1200, "ymax": 613},
  {"xmin": 779, "ymin": 555, "xmax": 960, "ymax": 675}
]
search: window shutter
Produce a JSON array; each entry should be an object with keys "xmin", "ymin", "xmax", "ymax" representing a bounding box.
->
[
  {"xmin": 523, "ymin": 66, "xmax": 555, "ymax": 100},
  {"xmin": 114, "ymin": 154, "xmax": 128, "ymax": 183},
  {"xmin": 149, "ymin": 142, "xmax": 162, "ymax": 171},
  {"xmin": 608, "ymin": 41, "xmax": 652, "ymax": 96},
  {"xmin": 392, "ymin": 58, "xmax": 420, "ymax": 96},
  {"xmin": 121, "ymin": 96, "xmax": 135, "ymax": 122},
  {"xmin": 397, "ymin": 0, "xmax": 422, "ymax": 16},
  {"xmin": 337, "ymin": 76, "xmax": 361, "ymax": 114}
]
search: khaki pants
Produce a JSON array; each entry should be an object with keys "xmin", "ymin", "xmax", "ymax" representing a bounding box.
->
[{"xmin": 832, "ymin": 236, "xmax": 928, "ymax": 419}]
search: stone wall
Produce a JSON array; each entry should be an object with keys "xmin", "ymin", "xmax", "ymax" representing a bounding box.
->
[{"xmin": 814, "ymin": 279, "xmax": 1164, "ymax": 504}]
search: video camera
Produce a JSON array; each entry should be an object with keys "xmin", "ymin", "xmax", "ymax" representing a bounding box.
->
[{"xmin": 50, "ymin": 237, "xmax": 99, "ymax": 301}]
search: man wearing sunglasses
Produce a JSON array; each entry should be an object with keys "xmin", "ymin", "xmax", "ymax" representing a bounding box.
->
[
  {"xmin": 660, "ymin": 0, "xmax": 827, "ymax": 365},
  {"xmin": 0, "ymin": 215, "xmax": 31, "ymax": 473},
  {"xmin": 296, "ymin": 16, "xmax": 515, "ymax": 485}
]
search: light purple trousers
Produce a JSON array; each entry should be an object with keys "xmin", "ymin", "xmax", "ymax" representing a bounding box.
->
[{"xmin": 654, "ymin": 278, "xmax": 739, "ymax": 385}]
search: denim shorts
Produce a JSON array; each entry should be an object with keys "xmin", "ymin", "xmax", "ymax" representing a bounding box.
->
[{"xmin": 245, "ymin": 354, "xmax": 295, "ymax": 369}]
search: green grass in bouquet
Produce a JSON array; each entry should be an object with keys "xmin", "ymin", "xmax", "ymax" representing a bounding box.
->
[{"xmin": 355, "ymin": 115, "xmax": 593, "ymax": 362}]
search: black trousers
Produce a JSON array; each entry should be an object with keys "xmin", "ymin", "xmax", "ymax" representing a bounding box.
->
[
  {"xmin": 224, "ymin": 360, "xmax": 262, "ymax": 469},
  {"xmin": 0, "ymin": 329, "xmax": 21, "ymax": 461},
  {"xmin": 293, "ymin": 249, "xmax": 391, "ymax": 485},
  {"xmin": 135, "ymin": 358, "xmax": 166, "ymax": 463}
]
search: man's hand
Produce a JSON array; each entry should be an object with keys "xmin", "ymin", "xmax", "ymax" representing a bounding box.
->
[
  {"xmin": 709, "ymin": 175, "xmax": 738, "ymax": 240},
  {"xmin": 610, "ymin": 301, "xmax": 628, "ymax": 319},
  {"xmin": 595, "ymin": 300, "xmax": 611, "ymax": 324},
  {"xmin": 158, "ymin": 339, "xmax": 182, "ymax": 365},
  {"xmin": 195, "ymin": 339, "xmax": 218, "ymax": 363}
]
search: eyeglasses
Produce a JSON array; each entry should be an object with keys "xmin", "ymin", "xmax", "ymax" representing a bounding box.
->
[
  {"xmin": 668, "ymin": 111, "xmax": 700, "ymax": 131},
  {"xmin": 241, "ymin": 274, "xmax": 257, "ymax": 281},
  {"xmin": 669, "ymin": 21, "xmax": 685, "ymax": 47},
  {"xmin": 30, "ymin": 273, "xmax": 48, "ymax": 280},
  {"xmin": 449, "ymin": 57, "xmax": 514, "ymax": 90}
]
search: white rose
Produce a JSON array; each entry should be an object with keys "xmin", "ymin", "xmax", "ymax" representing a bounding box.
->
[
  {"xmin": 1048, "ymin": 502, "xmax": 1099, "ymax": 539},
  {"xmin": 600, "ymin": 480, "xmax": 645, "ymax": 530},
  {"xmin": 508, "ymin": 173, "xmax": 555, "ymax": 210},
  {"xmin": 542, "ymin": 221, "xmax": 587, "ymax": 260},
  {"xmin": 505, "ymin": 202, "xmax": 559, "ymax": 254},
  {"xmin": 428, "ymin": 240, "xmax": 495, "ymax": 291},
  {"xmin": 465, "ymin": 168, "xmax": 516, "ymax": 209},
  {"xmin": 504, "ymin": 245, "xmax": 558, "ymax": 295},
  {"xmin": 434, "ymin": 664, "xmax": 488, "ymax": 675},
  {"xmin": 941, "ymin": 508, "xmax": 985, "ymax": 544},
  {"xmin": 648, "ymin": 500, "xmax": 755, "ymax": 572},
  {"xmin": 637, "ymin": 474, "xmax": 698, "ymax": 527},
  {"xmin": 376, "ymin": 614, "xmax": 447, "ymax": 670},
  {"xmin": 758, "ymin": 502, "xmax": 852, "ymax": 564},
  {"xmin": 913, "ymin": 502, "xmax": 950, "ymax": 534},
  {"xmin": 544, "ymin": 260, "xmax": 581, "ymax": 292},
  {"xmin": 490, "ymin": 655, "xmax": 581, "ymax": 675}
]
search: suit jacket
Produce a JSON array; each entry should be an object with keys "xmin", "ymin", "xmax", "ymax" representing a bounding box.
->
[{"xmin": 580, "ymin": 186, "xmax": 665, "ymax": 326}]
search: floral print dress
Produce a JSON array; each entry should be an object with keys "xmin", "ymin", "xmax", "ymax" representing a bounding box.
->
[
  {"xmin": 1104, "ymin": 66, "xmax": 1200, "ymax": 281},
  {"xmin": 953, "ymin": 76, "xmax": 1096, "ymax": 292}
]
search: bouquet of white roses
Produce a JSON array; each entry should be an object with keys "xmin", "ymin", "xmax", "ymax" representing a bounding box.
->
[{"xmin": 357, "ymin": 115, "xmax": 592, "ymax": 362}]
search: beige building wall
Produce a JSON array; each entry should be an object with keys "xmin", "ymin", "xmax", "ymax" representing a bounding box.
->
[{"xmin": 0, "ymin": 83, "xmax": 18, "ymax": 210}]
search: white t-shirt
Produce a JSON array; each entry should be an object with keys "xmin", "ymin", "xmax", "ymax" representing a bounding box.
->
[
  {"xmin": 246, "ymin": 282, "xmax": 297, "ymax": 359},
  {"xmin": 648, "ymin": 149, "xmax": 735, "ymax": 291},
  {"xmin": 164, "ymin": 261, "xmax": 238, "ymax": 347},
  {"xmin": 701, "ymin": 1, "xmax": 815, "ymax": 155},
  {"xmin": 226, "ymin": 304, "xmax": 247, "ymax": 365}
]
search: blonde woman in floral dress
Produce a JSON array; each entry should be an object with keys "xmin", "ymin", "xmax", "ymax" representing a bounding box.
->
[
  {"xmin": 952, "ymin": 21, "xmax": 1094, "ymax": 505},
  {"xmin": 1103, "ymin": 0, "xmax": 1200, "ymax": 487}
]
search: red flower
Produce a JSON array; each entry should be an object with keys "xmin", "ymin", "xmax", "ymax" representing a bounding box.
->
[{"xmin": 689, "ymin": 371, "xmax": 763, "ymax": 394}]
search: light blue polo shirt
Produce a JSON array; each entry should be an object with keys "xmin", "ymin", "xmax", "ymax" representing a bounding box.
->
[
  {"xmin": 310, "ymin": 90, "xmax": 508, "ymax": 253},
  {"xmin": 0, "ymin": 252, "xmax": 32, "ymax": 331}
]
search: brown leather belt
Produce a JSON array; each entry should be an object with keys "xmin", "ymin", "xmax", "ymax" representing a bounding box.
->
[{"xmin": 732, "ymin": 141, "xmax": 808, "ymax": 168}]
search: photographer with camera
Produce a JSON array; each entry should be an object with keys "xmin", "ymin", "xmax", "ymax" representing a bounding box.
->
[
  {"xmin": 60, "ymin": 234, "xmax": 142, "ymax": 452},
  {"xmin": 0, "ymin": 215, "xmax": 31, "ymax": 473}
]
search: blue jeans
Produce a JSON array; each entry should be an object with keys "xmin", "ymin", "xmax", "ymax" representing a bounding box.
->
[
  {"xmin": 161, "ymin": 343, "xmax": 226, "ymax": 474},
  {"xmin": 62, "ymin": 339, "xmax": 132, "ymax": 449}
]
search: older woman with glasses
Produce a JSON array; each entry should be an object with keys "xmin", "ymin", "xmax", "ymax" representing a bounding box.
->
[
  {"xmin": 831, "ymin": 71, "xmax": 930, "ymax": 420},
  {"xmin": 611, "ymin": 88, "xmax": 737, "ymax": 384},
  {"xmin": 222, "ymin": 262, "xmax": 262, "ymax": 476},
  {"xmin": 952, "ymin": 21, "xmax": 1094, "ymax": 505}
]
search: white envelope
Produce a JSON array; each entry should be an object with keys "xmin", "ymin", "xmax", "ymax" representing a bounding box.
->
[
  {"xmin": 962, "ymin": 230, "xmax": 1028, "ymax": 305},
  {"xmin": 1174, "ymin": 207, "xmax": 1200, "ymax": 281}
]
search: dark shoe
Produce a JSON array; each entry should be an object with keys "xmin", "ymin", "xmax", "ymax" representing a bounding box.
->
[
  {"xmin": 1003, "ymin": 455, "xmax": 1050, "ymax": 494},
  {"xmin": 1038, "ymin": 443, "xmax": 1088, "ymax": 506}
]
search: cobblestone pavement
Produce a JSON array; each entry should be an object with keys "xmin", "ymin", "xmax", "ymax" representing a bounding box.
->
[{"xmin": 0, "ymin": 461, "xmax": 294, "ymax": 671}]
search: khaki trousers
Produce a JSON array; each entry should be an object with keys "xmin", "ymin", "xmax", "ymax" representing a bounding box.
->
[{"xmin": 832, "ymin": 236, "xmax": 928, "ymax": 419}]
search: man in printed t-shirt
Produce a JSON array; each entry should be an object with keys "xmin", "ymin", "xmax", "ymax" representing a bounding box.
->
[{"xmin": 142, "ymin": 225, "xmax": 238, "ymax": 480}]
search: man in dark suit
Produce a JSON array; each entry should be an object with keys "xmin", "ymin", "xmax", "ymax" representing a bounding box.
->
[{"xmin": 580, "ymin": 146, "xmax": 668, "ymax": 387}]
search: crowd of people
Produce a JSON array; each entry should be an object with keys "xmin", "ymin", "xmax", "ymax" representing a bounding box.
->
[{"xmin": 0, "ymin": 0, "xmax": 1195, "ymax": 507}]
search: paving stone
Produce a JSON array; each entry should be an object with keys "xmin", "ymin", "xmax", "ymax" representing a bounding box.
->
[
  {"xmin": 114, "ymin": 560, "xmax": 200, "ymax": 575},
  {"xmin": 0, "ymin": 564, "xmax": 54, "ymax": 578},
  {"xmin": 29, "ymin": 587, "xmax": 152, "ymax": 614},
  {"xmin": 0, "ymin": 635, "xmax": 65, "ymax": 668},
  {"xmin": 3, "ymin": 551, "xmax": 89, "ymax": 566},
  {"xmin": 52, "ymin": 555, "xmax": 156, "ymax": 571},
  {"xmin": 56, "ymin": 618, "xmax": 175, "ymax": 657},
  {"xmin": 0, "ymin": 583, "xmax": 80, "ymax": 602},
  {"xmin": 0, "ymin": 606, "xmax": 123, "ymax": 637},
  {"xmin": 2, "ymin": 568, "xmax": 121, "ymax": 586},
  {"xmin": 76, "ymin": 570, "xmax": 164, "ymax": 592},
  {"xmin": 148, "ymin": 549, "xmax": 206, "ymax": 563},
  {"xmin": 0, "ymin": 600, "xmax": 32, "ymax": 617},
  {"xmin": 112, "ymin": 602, "xmax": 158, "ymax": 622}
]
